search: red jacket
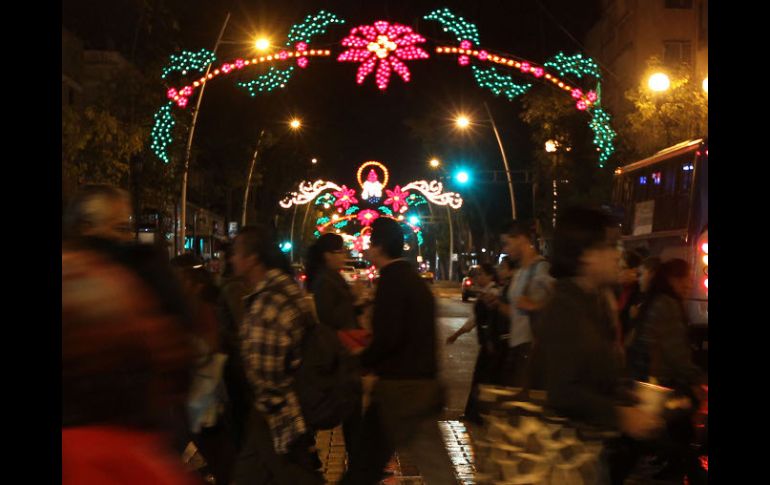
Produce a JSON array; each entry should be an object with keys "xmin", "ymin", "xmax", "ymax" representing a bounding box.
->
[{"xmin": 62, "ymin": 426, "xmax": 200, "ymax": 485}]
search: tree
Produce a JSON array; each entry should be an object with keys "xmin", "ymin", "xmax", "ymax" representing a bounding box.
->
[
  {"xmin": 519, "ymin": 85, "xmax": 611, "ymax": 233},
  {"xmin": 620, "ymin": 57, "xmax": 708, "ymax": 158}
]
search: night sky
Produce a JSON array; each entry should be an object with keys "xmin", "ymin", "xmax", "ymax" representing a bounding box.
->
[{"xmin": 64, "ymin": 0, "xmax": 601, "ymax": 244}]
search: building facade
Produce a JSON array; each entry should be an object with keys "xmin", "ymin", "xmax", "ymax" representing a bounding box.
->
[{"xmin": 584, "ymin": 0, "xmax": 708, "ymax": 120}]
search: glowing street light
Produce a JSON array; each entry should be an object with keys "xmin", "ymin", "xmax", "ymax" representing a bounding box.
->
[
  {"xmin": 545, "ymin": 140, "xmax": 559, "ymax": 153},
  {"xmin": 455, "ymin": 170, "xmax": 470, "ymax": 184},
  {"xmin": 255, "ymin": 38, "xmax": 271, "ymax": 51},
  {"xmin": 455, "ymin": 115, "xmax": 471, "ymax": 129},
  {"xmin": 648, "ymin": 72, "xmax": 671, "ymax": 92},
  {"xmin": 311, "ymin": 157, "xmax": 318, "ymax": 164},
  {"xmin": 429, "ymin": 158, "xmax": 441, "ymax": 168},
  {"xmin": 290, "ymin": 118, "xmax": 302, "ymax": 129}
]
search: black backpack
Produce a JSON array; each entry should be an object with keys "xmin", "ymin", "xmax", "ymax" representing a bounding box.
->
[{"xmin": 293, "ymin": 319, "xmax": 363, "ymax": 430}]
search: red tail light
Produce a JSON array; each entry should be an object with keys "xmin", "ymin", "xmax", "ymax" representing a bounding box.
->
[
  {"xmin": 300, "ymin": 274, "xmax": 306, "ymax": 281},
  {"xmin": 464, "ymin": 279, "xmax": 472, "ymax": 286}
]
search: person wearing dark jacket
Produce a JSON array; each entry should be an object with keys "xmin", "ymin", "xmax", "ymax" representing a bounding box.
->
[
  {"xmin": 305, "ymin": 233, "xmax": 365, "ymax": 462},
  {"xmin": 340, "ymin": 218, "xmax": 454, "ymax": 485},
  {"xmin": 535, "ymin": 207, "xmax": 663, "ymax": 482},
  {"xmin": 306, "ymin": 234, "xmax": 364, "ymax": 331},
  {"xmin": 446, "ymin": 262, "xmax": 503, "ymax": 423}
]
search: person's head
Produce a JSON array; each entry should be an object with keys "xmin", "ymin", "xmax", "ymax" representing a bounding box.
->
[
  {"xmin": 497, "ymin": 256, "xmax": 515, "ymax": 282},
  {"xmin": 619, "ymin": 249, "xmax": 643, "ymax": 285},
  {"xmin": 500, "ymin": 220, "xmax": 536, "ymax": 262},
  {"xmin": 639, "ymin": 257, "xmax": 662, "ymax": 293},
  {"xmin": 550, "ymin": 206, "xmax": 619, "ymax": 287},
  {"xmin": 477, "ymin": 262, "xmax": 497, "ymax": 287},
  {"xmin": 306, "ymin": 233, "xmax": 347, "ymax": 286},
  {"xmin": 649, "ymin": 258, "xmax": 692, "ymax": 301},
  {"xmin": 64, "ymin": 185, "xmax": 133, "ymax": 242},
  {"xmin": 367, "ymin": 218, "xmax": 404, "ymax": 267},
  {"xmin": 232, "ymin": 225, "xmax": 291, "ymax": 283}
]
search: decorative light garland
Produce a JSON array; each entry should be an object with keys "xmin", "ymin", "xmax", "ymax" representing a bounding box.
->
[
  {"xmin": 150, "ymin": 102, "xmax": 175, "ymax": 163},
  {"xmin": 239, "ymin": 66, "xmax": 295, "ymax": 95},
  {"xmin": 588, "ymin": 107, "xmax": 616, "ymax": 167},
  {"xmin": 280, "ymin": 180, "xmax": 343, "ymax": 208},
  {"xmin": 287, "ymin": 10, "xmax": 346, "ymax": 45},
  {"xmin": 337, "ymin": 21, "xmax": 429, "ymax": 90},
  {"xmin": 424, "ymin": 8, "xmax": 480, "ymax": 45},
  {"xmin": 400, "ymin": 180, "xmax": 463, "ymax": 209},
  {"xmin": 544, "ymin": 52, "xmax": 601, "ymax": 80},
  {"xmin": 162, "ymin": 49, "xmax": 216, "ymax": 79},
  {"xmin": 471, "ymin": 65, "xmax": 532, "ymax": 100}
]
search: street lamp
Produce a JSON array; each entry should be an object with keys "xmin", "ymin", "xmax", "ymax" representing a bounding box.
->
[
  {"xmin": 428, "ymin": 158, "xmax": 455, "ymax": 281},
  {"xmin": 255, "ymin": 38, "xmax": 271, "ymax": 51},
  {"xmin": 648, "ymin": 72, "xmax": 671, "ymax": 93},
  {"xmin": 454, "ymin": 104, "xmax": 517, "ymax": 219},
  {"xmin": 454, "ymin": 170, "xmax": 470, "ymax": 184},
  {"xmin": 243, "ymin": 118, "xmax": 302, "ymax": 227},
  {"xmin": 311, "ymin": 157, "xmax": 318, "ymax": 165},
  {"xmin": 455, "ymin": 115, "xmax": 470, "ymax": 129}
]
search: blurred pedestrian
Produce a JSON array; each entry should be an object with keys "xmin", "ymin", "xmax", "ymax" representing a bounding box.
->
[
  {"xmin": 230, "ymin": 226, "xmax": 323, "ymax": 485},
  {"xmin": 305, "ymin": 234, "xmax": 367, "ymax": 459},
  {"xmin": 217, "ymin": 243, "xmax": 251, "ymax": 449},
  {"xmin": 624, "ymin": 257, "xmax": 661, "ymax": 348},
  {"xmin": 62, "ymin": 247, "xmax": 197, "ymax": 485},
  {"xmin": 171, "ymin": 255, "xmax": 235, "ymax": 485},
  {"xmin": 340, "ymin": 218, "xmax": 454, "ymax": 485},
  {"xmin": 446, "ymin": 262, "xmax": 504, "ymax": 423},
  {"xmin": 536, "ymin": 207, "xmax": 663, "ymax": 482},
  {"xmin": 617, "ymin": 249, "xmax": 643, "ymax": 344},
  {"xmin": 487, "ymin": 220, "xmax": 554, "ymax": 389}
]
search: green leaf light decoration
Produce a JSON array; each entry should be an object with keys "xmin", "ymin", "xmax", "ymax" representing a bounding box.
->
[
  {"xmin": 150, "ymin": 102, "xmax": 175, "ymax": 163},
  {"xmin": 161, "ymin": 49, "xmax": 216, "ymax": 79},
  {"xmin": 589, "ymin": 107, "xmax": 616, "ymax": 167},
  {"xmin": 378, "ymin": 206, "xmax": 394, "ymax": 216},
  {"xmin": 471, "ymin": 65, "xmax": 532, "ymax": 100},
  {"xmin": 544, "ymin": 52, "xmax": 601, "ymax": 80},
  {"xmin": 287, "ymin": 10, "xmax": 345, "ymax": 45},
  {"xmin": 424, "ymin": 8, "xmax": 480, "ymax": 45},
  {"xmin": 239, "ymin": 66, "xmax": 296, "ymax": 95},
  {"xmin": 345, "ymin": 206, "xmax": 360, "ymax": 216}
]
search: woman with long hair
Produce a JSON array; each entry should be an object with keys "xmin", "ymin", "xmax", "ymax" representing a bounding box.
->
[{"xmin": 627, "ymin": 258, "xmax": 703, "ymax": 388}]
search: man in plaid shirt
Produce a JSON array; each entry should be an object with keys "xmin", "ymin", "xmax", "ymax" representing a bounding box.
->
[{"xmin": 231, "ymin": 226, "xmax": 322, "ymax": 484}]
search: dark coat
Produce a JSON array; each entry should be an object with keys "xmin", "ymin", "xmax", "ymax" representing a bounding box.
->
[
  {"xmin": 535, "ymin": 279, "xmax": 623, "ymax": 429},
  {"xmin": 360, "ymin": 260, "xmax": 437, "ymax": 379},
  {"xmin": 627, "ymin": 294, "xmax": 702, "ymax": 388},
  {"xmin": 311, "ymin": 268, "xmax": 359, "ymax": 331}
]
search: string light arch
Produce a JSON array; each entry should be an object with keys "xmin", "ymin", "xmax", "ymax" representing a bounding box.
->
[{"xmin": 151, "ymin": 8, "xmax": 616, "ymax": 167}]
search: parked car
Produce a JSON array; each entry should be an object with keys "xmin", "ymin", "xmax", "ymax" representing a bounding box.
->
[{"xmin": 461, "ymin": 266, "xmax": 482, "ymax": 302}]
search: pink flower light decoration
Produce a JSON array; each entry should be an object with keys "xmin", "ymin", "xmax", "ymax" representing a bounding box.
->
[
  {"xmin": 337, "ymin": 21, "xmax": 429, "ymax": 90},
  {"xmin": 384, "ymin": 185, "xmax": 410, "ymax": 213},
  {"xmin": 586, "ymin": 91, "xmax": 598, "ymax": 102},
  {"xmin": 167, "ymin": 88, "xmax": 178, "ymax": 100},
  {"xmin": 571, "ymin": 88, "xmax": 583, "ymax": 99},
  {"xmin": 357, "ymin": 209, "xmax": 380, "ymax": 226},
  {"xmin": 333, "ymin": 185, "xmax": 359, "ymax": 210}
]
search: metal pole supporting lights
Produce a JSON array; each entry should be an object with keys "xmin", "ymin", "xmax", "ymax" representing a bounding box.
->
[
  {"xmin": 428, "ymin": 158, "xmax": 455, "ymax": 281},
  {"xmin": 454, "ymin": 105, "xmax": 517, "ymax": 220}
]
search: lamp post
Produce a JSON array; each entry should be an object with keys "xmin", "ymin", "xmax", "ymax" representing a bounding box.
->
[
  {"xmin": 428, "ymin": 158, "xmax": 455, "ymax": 281},
  {"xmin": 242, "ymin": 120, "xmax": 303, "ymax": 228},
  {"xmin": 454, "ymin": 103, "xmax": 517, "ymax": 220},
  {"xmin": 178, "ymin": 12, "xmax": 231, "ymax": 254}
]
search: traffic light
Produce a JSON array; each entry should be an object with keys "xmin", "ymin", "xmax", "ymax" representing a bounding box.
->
[
  {"xmin": 280, "ymin": 241, "xmax": 292, "ymax": 253},
  {"xmin": 409, "ymin": 215, "xmax": 420, "ymax": 225},
  {"xmin": 454, "ymin": 170, "xmax": 470, "ymax": 185}
]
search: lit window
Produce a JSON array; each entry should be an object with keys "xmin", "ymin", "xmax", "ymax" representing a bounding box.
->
[
  {"xmin": 652, "ymin": 172, "xmax": 662, "ymax": 185},
  {"xmin": 639, "ymin": 176, "xmax": 647, "ymax": 185}
]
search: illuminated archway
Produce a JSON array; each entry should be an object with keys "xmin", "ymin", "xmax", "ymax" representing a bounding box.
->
[
  {"xmin": 280, "ymin": 160, "xmax": 459, "ymax": 249},
  {"xmin": 151, "ymin": 8, "xmax": 617, "ymax": 168}
]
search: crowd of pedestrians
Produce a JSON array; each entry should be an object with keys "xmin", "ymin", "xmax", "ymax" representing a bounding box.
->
[{"xmin": 62, "ymin": 184, "xmax": 706, "ymax": 484}]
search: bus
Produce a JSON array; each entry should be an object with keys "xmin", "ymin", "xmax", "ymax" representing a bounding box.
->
[{"xmin": 612, "ymin": 139, "xmax": 708, "ymax": 363}]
